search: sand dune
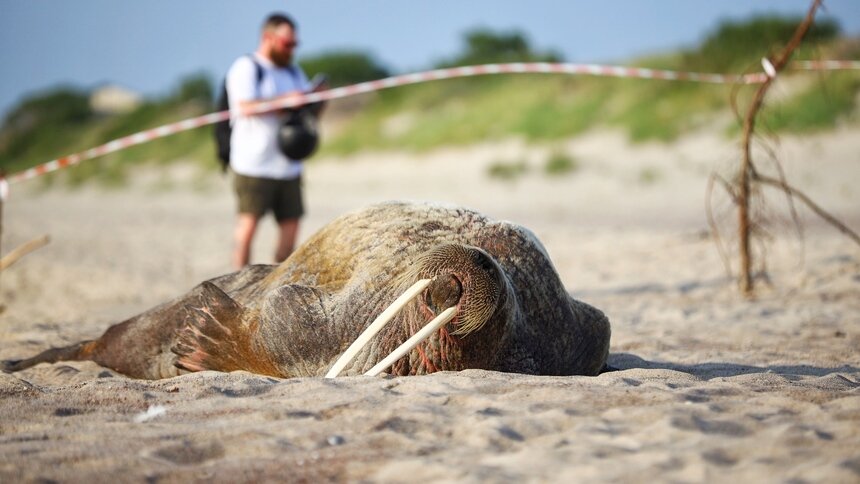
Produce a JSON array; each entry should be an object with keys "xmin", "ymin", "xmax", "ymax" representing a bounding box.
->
[{"xmin": 1, "ymin": 128, "xmax": 859, "ymax": 482}]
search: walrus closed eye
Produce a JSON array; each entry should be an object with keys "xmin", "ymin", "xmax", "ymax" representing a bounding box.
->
[{"xmin": 4, "ymin": 201, "xmax": 611, "ymax": 379}]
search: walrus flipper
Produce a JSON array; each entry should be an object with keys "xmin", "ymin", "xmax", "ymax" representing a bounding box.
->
[
  {"xmin": 3, "ymin": 340, "xmax": 97, "ymax": 373},
  {"xmin": 172, "ymin": 282, "xmax": 279, "ymax": 377}
]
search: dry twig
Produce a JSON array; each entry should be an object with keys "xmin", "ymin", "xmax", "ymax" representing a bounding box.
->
[
  {"xmin": 0, "ymin": 235, "xmax": 51, "ymax": 272},
  {"xmin": 735, "ymin": 0, "xmax": 826, "ymax": 295}
]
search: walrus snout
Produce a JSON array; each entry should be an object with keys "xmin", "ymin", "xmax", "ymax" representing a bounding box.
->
[{"xmin": 413, "ymin": 244, "xmax": 505, "ymax": 336}]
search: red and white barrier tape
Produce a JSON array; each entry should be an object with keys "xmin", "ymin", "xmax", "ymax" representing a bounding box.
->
[
  {"xmin": 1, "ymin": 60, "xmax": 857, "ymax": 194},
  {"xmin": 795, "ymin": 60, "xmax": 860, "ymax": 70}
]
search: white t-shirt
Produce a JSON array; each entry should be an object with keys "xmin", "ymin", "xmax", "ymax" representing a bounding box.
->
[{"xmin": 226, "ymin": 53, "xmax": 310, "ymax": 179}]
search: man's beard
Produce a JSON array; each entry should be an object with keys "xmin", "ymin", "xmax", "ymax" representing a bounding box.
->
[{"xmin": 270, "ymin": 50, "xmax": 293, "ymax": 67}]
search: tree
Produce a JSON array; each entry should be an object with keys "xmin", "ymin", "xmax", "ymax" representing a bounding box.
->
[{"xmin": 435, "ymin": 28, "xmax": 562, "ymax": 68}]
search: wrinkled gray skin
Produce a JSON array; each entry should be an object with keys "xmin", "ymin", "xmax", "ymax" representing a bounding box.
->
[{"xmin": 4, "ymin": 201, "xmax": 610, "ymax": 379}]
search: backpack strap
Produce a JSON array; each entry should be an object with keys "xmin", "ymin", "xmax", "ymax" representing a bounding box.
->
[
  {"xmin": 213, "ymin": 55, "xmax": 265, "ymax": 167},
  {"xmin": 247, "ymin": 55, "xmax": 264, "ymax": 96}
]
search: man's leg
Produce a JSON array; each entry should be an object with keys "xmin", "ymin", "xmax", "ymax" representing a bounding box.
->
[
  {"xmin": 233, "ymin": 213, "xmax": 259, "ymax": 269},
  {"xmin": 275, "ymin": 217, "xmax": 299, "ymax": 263},
  {"xmin": 273, "ymin": 176, "xmax": 304, "ymax": 264}
]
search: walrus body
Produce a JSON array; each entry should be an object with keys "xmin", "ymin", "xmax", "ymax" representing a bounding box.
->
[{"xmin": 5, "ymin": 201, "xmax": 610, "ymax": 379}]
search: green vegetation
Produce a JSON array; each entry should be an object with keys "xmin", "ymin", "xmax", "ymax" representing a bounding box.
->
[
  {"xmin": 318, "ymin": 17, "xmax": 854, "ymax": 154},
  {"xmin": 1, "ymin": 17, "xmax": 857, "ymax": 184},
  {"xmin": 434, "ymin": 28, "xmax": 562, "ymax": 67},
  {"xmin": 0, "ymin": 74, "xmax": 215, "ymax": 185},
  {"xmin": 299, "ymin": 50, "xmax": 390, "ymax": 87},
  {"xmin": 638, "ymin": 167, "xmax": 661, "ymax": 185},
  {"xmin": 543, "ymin": 151, "xmax": 579, "ymax": 177},
  {"xmin": 762, "ymin": 71, "xmax": 860, "ymax": 132},
  {"xmin": 0, "ymin": 87, "xmax": 93, "ymax": 173},
  {"xmin": 487, "ymin": 158, "xmax": 529, "ymax": 181},
  {"xmin": 486, "ymin": 150, "xmax": 581, "ymax": 181},
  {"xmin": 682, "ymin": 16, "xmax": 839, "ymax": 72}
]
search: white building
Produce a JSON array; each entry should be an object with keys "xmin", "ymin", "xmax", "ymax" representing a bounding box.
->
[{"xmin": 89, "ymin": 84, "xmax": 143, "ymax": 115}]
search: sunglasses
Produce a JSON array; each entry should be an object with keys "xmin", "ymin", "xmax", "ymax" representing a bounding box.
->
[{"xmin": 271, "ymin": 34, "xmax": 299, "ymax": 48}]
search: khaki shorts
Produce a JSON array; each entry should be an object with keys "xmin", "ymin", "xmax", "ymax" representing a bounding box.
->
[{"xmin": 233, "ymin": 173, "xmax": 304, "ymax": 221}]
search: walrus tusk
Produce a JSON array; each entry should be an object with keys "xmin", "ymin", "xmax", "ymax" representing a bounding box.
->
[
  {"xmin": 364, "ymin": 306, "xmax": 457, "ymax": 377},
  {"xmin": 325, "ymin": 278, "xmax": 432, "ymax": 378}
]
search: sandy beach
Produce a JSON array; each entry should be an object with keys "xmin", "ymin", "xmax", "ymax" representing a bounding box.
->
[{"xmin": 1, "ymin": 127, "xmax": 859, "ymax": 482}]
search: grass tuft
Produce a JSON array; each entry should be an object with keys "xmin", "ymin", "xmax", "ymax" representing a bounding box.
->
[
  {"xmin": 487, "ymin": 159, "xmax": 529, "ymax": 181},
  {"xmin": 543, "ymin": 151, "xmax": 579, "ymax": 176}
]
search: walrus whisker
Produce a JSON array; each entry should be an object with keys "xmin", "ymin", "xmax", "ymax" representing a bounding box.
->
[
  {"xmin": 364, "ymin": 306, "xmax": 457, "ymax": 377},
  {"xmin": 324, "ymin": 278, "xmax": 432, "ymax": 378}
]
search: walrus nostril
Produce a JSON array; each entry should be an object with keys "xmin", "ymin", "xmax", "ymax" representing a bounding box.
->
[
  {"xmin": 424, "ymin": 275, "xmax": 462, "ymax": 313},
  {"xmin": 471, "ymin": 249, "xmax": 495, "ymax": 273}
]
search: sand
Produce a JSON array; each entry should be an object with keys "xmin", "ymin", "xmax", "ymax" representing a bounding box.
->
[{"xmin": 1, "ymin": 127, "xmax": 859, "ymax": 482}]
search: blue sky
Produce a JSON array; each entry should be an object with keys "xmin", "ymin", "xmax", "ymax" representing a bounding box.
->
[{"xmin": 1, "ymin": 1, "xmax": 858, "ymax": 121}]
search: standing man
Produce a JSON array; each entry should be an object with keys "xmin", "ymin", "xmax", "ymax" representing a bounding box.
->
[{"xmin": 227, "ymin": 13, "xmax": 314, "ymax": 269}]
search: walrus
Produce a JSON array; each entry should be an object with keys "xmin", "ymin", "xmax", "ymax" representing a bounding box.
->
[{"xmin": 4, "ymin": 201, "xmax": 610, "ymax": 379}]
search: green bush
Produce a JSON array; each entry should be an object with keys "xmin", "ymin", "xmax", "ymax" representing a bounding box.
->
[{"xmin": 684, "ymin": 15, "xmax": 840, "ymax": 72}]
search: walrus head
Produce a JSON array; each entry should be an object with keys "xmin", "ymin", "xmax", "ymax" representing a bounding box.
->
[{"xmin": 381, "ymin": 242, "xmax": 516, "ymax": 374}]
